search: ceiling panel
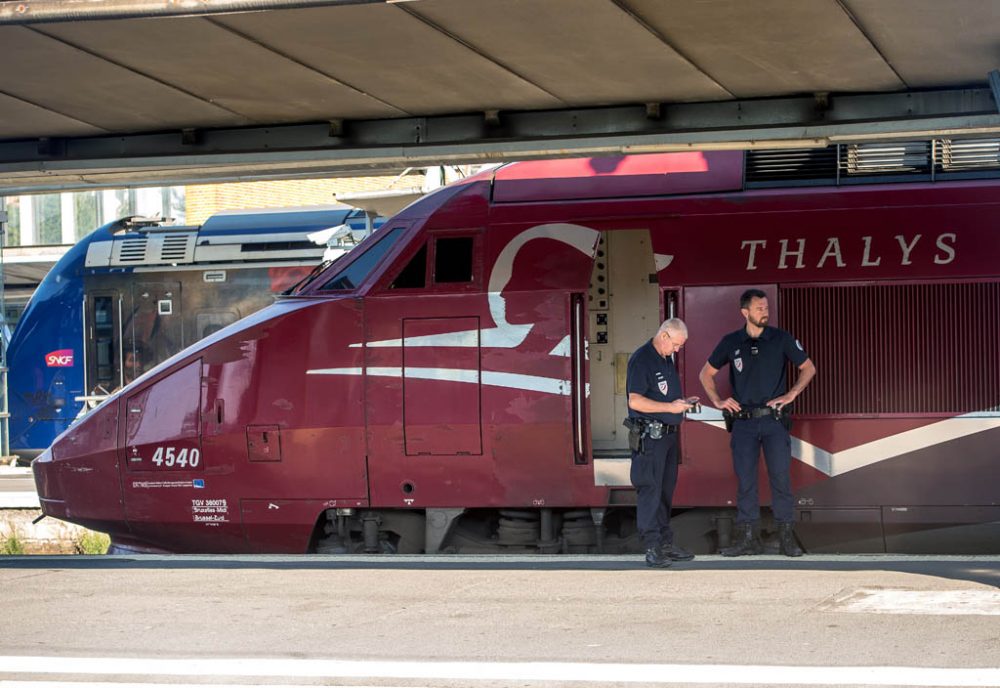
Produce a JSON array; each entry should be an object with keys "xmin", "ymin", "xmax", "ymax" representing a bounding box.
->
[
  {"xmin": 624, "ymin": 0, "xmax": 903, "ymax": 97},
  {"xmin": 214, "ymin": 3, "xmax": 564, "ymax": 115},
  {"xmin": 0, "ymin": 92, "xmax": 105, "ymax": 139},
  {"xmin": 844, "ymin": 0, "xmax": 1000, "ymax": 87},
  {"xmin": 0, "ymin": 26, "xmax": 243, "ymax": 133},
  {"xmin": 35, "ymin": 16, "xmax": 405, "ymax": 122},
  {"xmin": 407, "ymin": 0, "xmax": 730, "ymax": 105}
]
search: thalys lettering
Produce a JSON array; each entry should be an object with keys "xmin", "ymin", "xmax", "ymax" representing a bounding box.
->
[
  {"xmin": 32, "ymin": 150, "xmax": 1000, "ymax": 556},
  {"xmin": 741, "ymin": 233, "xmax": 957, "ymax": 271}
]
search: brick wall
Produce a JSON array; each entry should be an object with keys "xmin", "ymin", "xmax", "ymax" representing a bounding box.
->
[{"xmin": 185, "ymin": 174, "xmax": 425, "ymax": 225}]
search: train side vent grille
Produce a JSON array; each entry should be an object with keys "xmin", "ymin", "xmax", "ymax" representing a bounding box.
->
[
  {"xmin": 115, "ymin": 237, "xmax": 149, "ymax": 263},
  {"xmin": 781, "ymin": 282, "xmax": 1000, "ymax": 416},
  {"xmin": 937, "ymin": 138, "xmax": 1000, "ymax": 171},
  {"xmin": 841, "ymin": 141, "xmax": 931, "ymax": 176},
  {"xmin": 745, "ymin": 147, "xmax": 838, "ymax": 184},
  {"xmin": 160, "ymin": 234, "xmax": 195, "ymax": 262}
]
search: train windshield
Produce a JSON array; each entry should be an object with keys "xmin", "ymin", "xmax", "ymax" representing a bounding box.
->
[{"xmin": 319, "ymin": 226, "xmax": 405, "ymax": 291}]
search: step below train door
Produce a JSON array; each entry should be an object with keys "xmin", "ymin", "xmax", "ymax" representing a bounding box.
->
[{"xmin": 589, "ymin": 229, "xmax": 662, "ymax": 487}]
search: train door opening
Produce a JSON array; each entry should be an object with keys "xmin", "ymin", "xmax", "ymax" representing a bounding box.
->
[{"xmin": 588, "ymin": 229, "xmax": 662, "ymax": 479}]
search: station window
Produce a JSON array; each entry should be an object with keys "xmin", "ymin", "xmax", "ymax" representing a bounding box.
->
[
  {"xmin": 434, "ymin": 236, "xmax": 475, "ymax": 284},
  {"xmin": 320, "ymin": 226, "xmax": 404, "ymax": 291}
]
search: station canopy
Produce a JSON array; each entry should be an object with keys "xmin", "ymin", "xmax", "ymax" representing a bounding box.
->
[{"xmin": 2, "ymin": 0, "xmax": 1000, "ymax": 192}]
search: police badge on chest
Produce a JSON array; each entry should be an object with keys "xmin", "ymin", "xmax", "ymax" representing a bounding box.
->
[
  {"xmin": 656, "ymin": 372, "xmax": 668, "ymax": 395},
  {"xmin": 734, "ymin": 357, "xmax": 743, "ymax": 373}
]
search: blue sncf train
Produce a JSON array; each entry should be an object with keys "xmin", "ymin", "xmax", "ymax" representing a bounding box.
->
[{"xmin": 8, "ymin": 205, "xmax": 381, "ymax": 462}]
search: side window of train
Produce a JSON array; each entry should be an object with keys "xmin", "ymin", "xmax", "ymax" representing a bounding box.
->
[
  {"xmin": 320, "ymin": 226, "xmax": 405, "ymax": 291},
  {"xmin": 431, "ymin": 233, "xmax": 480, "ymax": 289},
  {"xmin": 88, "ymin": 293, "xmax": 121, "ymax": 395},
  {"xmin": 390, "ymin": 243, "xmax": 428, "ymax": 289},
  {"xmin": 197, "ymin": 311, "xmax": 239, "ymax": 339}
]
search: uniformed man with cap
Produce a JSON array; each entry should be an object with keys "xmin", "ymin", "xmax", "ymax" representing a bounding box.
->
[
  {"xmin": 626, "ymin": 317, "xmax": 696, "ymax": 568},
  {"xmin": 698, "ymin": 289, "xmax": 816, "ymax": 557}
]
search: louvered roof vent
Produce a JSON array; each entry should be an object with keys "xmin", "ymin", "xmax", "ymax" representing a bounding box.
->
[
  {"xmin": 745, "ymin": 147, "xmax": 838, "ymax": 184},
  {"xmin": 114, "ymin": 236, "xmax": 149, "ymax": 263},
  {"xmin": 841, "ymin": 141, "xmax": 931, "ymax": 175},
  {"xmin": 938, "ymin": 138, "xmax": 1000, "ymax": 171}
]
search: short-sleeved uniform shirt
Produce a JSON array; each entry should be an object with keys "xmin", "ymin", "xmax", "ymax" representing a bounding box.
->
[
  {"xmin": 626, "ymin": 339, "xmax": 684, "ymax": 425},
  {"xmin": 707, "ymin": 326, "xmax": 809, "ymax": 407}
]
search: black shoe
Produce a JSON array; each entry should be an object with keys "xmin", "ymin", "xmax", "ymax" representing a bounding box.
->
[
  {"xmin": 777, "ymin": 523, "xmax": 804, "ymax": 557},
  {"xmin": 660, "ymin": 543, "xmax": 695, "ymax": 561},
  {"xmin": 645, "ymin": 547, "xmax": 672, "ymax": 568},
  {"xmin": 720, "ymin": 522, "xmax": 763, "ymax": 557}
]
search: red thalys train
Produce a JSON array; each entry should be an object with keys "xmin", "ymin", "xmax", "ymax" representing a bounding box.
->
[{"xmin": 33, "ymin": 150, "xmax": 1000, "ymax": 554}]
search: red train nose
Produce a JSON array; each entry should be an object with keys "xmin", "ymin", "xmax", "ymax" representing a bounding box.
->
[{"xmin": 32, "ymin": 399, "xmax": 127, "ymax": 536}]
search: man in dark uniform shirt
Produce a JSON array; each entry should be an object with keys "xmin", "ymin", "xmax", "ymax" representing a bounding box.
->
[
  {"xmin": 626, "ymin": 317, "xmax": 696, "ymax": 568},
  {"xmin": 698, "ymin": 289, "xmax": 816, "ymax": 557}
]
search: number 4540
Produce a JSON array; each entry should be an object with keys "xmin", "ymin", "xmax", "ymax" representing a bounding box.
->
[{"xmin": 150, "ymin": 446, "xmax": 201, "ymax": 468}]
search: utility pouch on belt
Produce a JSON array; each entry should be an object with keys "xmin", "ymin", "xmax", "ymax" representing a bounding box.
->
[
  {"xmin": 622, "ymin": 417, "xmax": 644, "ymax": 453},
  {"xmin": 722, "ymin": 410, "xmax": 734, "ymax": 434}
]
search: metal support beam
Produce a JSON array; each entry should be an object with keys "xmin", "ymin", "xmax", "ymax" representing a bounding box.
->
[
  {"xmin": 0, "ymin": 0, "xmax": 386, "ymax": 24},
  {"xmin": 2, "ymin": 88, "xmax": 1000, "ymax": 194}
]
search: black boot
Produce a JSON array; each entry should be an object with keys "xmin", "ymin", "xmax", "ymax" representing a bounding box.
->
[
  {"xmin": 777, "ymin": 522, "xmax": 804, "ymax": 557},
  {"xmin": 660, "ymin": 542, "xmax": 695, "ymax": 561},
  {"xmin": 720, "ymin": 522, "xmax": 763, "ymax": 557},
  {"xmin": 645, "ymin": 547, "xmax": 672, "ymax": 568}
]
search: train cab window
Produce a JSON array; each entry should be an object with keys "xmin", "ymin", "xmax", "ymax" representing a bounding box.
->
[
  {"xmin": 320, "ymin": 226, "xmax": 404, "ymax": 291},
  {"xmin": 433, "ymin": 236, "xmax": 475, "ymax": 284},
  {"xmin": 390, "ymin": 243, "xmax": 427, "ymax": 289}
]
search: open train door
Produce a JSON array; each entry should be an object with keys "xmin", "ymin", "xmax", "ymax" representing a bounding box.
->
[{"xmin": 588, "ymin": 229, "xmax": 664, "ymax": 486}]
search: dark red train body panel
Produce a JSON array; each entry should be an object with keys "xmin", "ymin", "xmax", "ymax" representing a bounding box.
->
[{"xmin": 34, "ymin": 151, "xmax": 1000, "ymax": 554}]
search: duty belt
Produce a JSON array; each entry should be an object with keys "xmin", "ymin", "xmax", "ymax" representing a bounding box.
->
[{"xmin": 734, "ymin": 407, "xmax": 782, "ymax": 420}]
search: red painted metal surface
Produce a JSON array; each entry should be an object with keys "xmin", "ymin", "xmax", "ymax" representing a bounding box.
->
[{"xmin": 31, "ymin": 153, "xmax": 1000, "ymax": 553}]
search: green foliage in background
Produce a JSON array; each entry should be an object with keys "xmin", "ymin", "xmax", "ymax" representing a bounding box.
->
[{"xmin": 76, "ymin": 530, "xmax": 111, "ymax": 555}]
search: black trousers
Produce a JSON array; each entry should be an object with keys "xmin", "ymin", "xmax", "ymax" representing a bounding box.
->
[
  {"xmin": 730, "ymin": 416, "xmax": 795, "ymax": 524},
  {"xmin": 630, "ymin": 433, "xmax": 679, "ymax": 550}
]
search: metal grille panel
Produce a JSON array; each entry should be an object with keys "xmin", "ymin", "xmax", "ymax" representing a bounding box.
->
[
  {"xmin": 115, "ymin": 237, "xmax": 148, "ymax": 263},
  {"xmin": 782, "ymin": 282, "xmax": 1000, "ymax": 416}
]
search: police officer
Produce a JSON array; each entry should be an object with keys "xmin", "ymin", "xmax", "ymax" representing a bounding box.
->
[
  {"xmin": 626, "ymin": 318, "xmax": 696, "ymax": 568},
  {"xmin": 698, "ymin": 289, "xmax": 816, "ymax": 557}
]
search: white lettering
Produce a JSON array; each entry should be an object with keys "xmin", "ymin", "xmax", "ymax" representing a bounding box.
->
[
  {"xmin": 895, "ymin": 234, "xmax": 921, "ymax": 265},
  {"xmin": 741, "ymin": 240, "xmax": 767, "ymax": 270},
  {"xmin": 146, "ymin": 445, "xmax": 200, "ymax": 469},
  {"xmin": 934, "ymin": 232, "xmax": 957, "ymax": 265},
  {"xmin": 816, "ymin": 238, "xmax": 845, "ymax": 268},
  {"xmin": 861, "ymin": 235, "xmax": 882, "ymax": 266},
  {"xmin": 778, "ymin": 239, "xmax": 806, "ymax": 269}
]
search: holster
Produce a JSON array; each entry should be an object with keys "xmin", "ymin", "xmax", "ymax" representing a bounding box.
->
[
  {"xmin": 723, "ymin": 410, "xmax": 734, "ymax": 433},
  {"xmin": 622, "ymin": 417, "xmax": 645, "ymax": 453}
]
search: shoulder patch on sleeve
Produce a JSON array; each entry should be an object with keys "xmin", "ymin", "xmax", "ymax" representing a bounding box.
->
[{"xmin": 795, "ymin": 339, "xmax": 804, "ymax": 351}]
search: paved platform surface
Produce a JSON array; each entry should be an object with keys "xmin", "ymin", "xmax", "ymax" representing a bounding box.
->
[
  {"xmin": 0, "ymin": 466, "xmax": 37, "ymax": 507},
  {"xmin": 0, "ymin": 554, "xmax": 997, "ymax": 687}
]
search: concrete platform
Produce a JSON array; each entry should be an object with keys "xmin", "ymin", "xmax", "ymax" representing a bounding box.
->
[{"xmin": 0, "ymin": 554, "xmax": 997, "ymax": 687}]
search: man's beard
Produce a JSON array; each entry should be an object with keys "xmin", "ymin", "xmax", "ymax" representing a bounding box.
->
[{"xmin": 749, "ymin": 314, "xmax": 769, "ymax": 328}]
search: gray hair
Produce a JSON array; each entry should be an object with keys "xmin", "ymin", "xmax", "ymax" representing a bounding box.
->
[{"xmin": 657, "ymin": 317, "xmax": 688, "ymax": 337}]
